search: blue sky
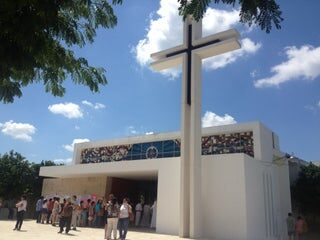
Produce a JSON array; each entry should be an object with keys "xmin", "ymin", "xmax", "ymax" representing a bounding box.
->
[{"xmin": 0, "ymin": 0, "xmax": 319, "ymax": 163}]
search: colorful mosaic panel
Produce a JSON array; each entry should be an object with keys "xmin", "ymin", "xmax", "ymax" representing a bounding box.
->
[
  {"xmin": 201, "ymin": 131, "xmax": 254, "ymax": 157},
  {"xmin": 81, "ymin": 140, "xmax": 181, "ymax": 163},
  {"xmin": 80, "ymin": 131, "xmax": 254, "ymax": 163}
]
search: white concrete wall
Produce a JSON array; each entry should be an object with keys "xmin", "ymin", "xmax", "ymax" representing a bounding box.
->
[
  {"xmin": 42, "ymin": 176, "xmax": 107, "ymax": 197},
  {"xmin": 157, "ymin": 158, "xmax": 180, "ymax": 235},
  {"xmin": 256, "ymin": 124, "xmax": 275, "ymax": 162},
  {"xmin": 243, "ymin": 155, "xmax": 268, "ymax": 240},
  {"xmin": 202, "ymin": 154, "xmax": 247, "ymax": 240},
  {"xmin": 202, "ymin": 153, "xmax": 290, "ymax": 240}
]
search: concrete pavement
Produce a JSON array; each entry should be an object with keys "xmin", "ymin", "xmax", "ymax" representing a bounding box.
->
[{"xmin": 0, "ymin": 219, "xmax": 187, "ymax": 240}]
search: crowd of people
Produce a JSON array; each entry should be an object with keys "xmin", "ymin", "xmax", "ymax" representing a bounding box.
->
[
  {"xmin": 8, "ymin": 196, "xmax": 310, "ymax": 240},
  {"xmin": 32, "ymin": 194, "xmax": 157, "ymax": 240}
]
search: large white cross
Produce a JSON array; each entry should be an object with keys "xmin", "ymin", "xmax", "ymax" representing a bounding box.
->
[{"xmin": 150, "ymin": 17, "xmax": 240, "ymax": 238}]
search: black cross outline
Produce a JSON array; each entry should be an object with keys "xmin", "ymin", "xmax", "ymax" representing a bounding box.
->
[{"xmin": 166, "ymin": 24, "xmax": 221, "ymax": 105}]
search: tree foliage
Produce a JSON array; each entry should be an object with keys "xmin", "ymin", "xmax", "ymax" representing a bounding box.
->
[
  {"xmin": 291, "ymin": 163, "xmax": 320, "ymax": 216},
  {"xmin": 0, "ymin": 0, "xmax": 282, "ymax": 103},
  {"xmin": 0, "ymin": 150, "xmax": 61, "ymax": 199},
  {"xmin": 178, "ymin": 0, "xmax": 283, "ymax": 33},
  {"xmin": 0, "ymin": 0, "xmax": 123, "ymax": 103}
]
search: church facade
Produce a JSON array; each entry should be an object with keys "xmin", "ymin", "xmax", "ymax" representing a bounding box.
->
[{"xmin": 40, "ymin": 121, "xmax": 291, "ymax": 240}]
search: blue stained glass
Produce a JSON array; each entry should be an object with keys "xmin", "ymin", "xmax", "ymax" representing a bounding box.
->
[{"xmin": 163, "ymin": 140, "xmax": 174, "ymax": 152}]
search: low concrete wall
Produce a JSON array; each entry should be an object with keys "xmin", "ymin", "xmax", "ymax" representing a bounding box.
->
[{"xmin": 42, "ymin": 176, "xmax": 108, "ymax": 197}]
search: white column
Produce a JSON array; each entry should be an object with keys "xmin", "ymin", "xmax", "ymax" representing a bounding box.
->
[
  {"xmin": 189, "ymin": 54, "xmax": 202, "ymax": 238},
  {"xmin": 179, "ymin": 54, "xmax": 190, "ymax": 237},
  {"xmin": 189, "ymin": 20, "xmax": 203, "ymax": 238}
]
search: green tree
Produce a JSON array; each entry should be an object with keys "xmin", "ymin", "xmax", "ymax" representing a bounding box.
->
[
  {"xmin": 0, "ymin": 150, "xmax": 34, "ymax": 199},
  {"xmin": 30, "ymin": 160, "xmax": 62, "ymax": 198},
  {"xmin": 0, "ymin": 0, "xmax": 122, "ymax": 103},
  {"xmin": 291, "ymin": 163, "xmax": 320, "ymax": 217},
  {"xmin": 0, "ymin": 150, "xmax": 61, "ymax": 199},
  {"xmin": 178, "ymin": 0, "xmax": 283, "ymax": 33},
  {"xmin": 0, "ymin": 0, "xmax": 282, "ymax": 103}
]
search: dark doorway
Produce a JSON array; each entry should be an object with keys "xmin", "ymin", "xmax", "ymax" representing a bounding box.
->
[{"xmin": 110, "ymin": 177, "xmax": 157, "ymax": 205}]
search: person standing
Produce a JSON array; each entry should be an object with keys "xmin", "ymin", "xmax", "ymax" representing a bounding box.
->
[
  {"xmin": 140, "ymin": 202, "xmax": 151, "ymax": 227},
  {"xmin": 13, "ymin": 195, "xmax": 27, "ymax": 231},
  {"xmin": 135, "ymin": 201, "xmax": 143, "ymax": 227},
  {"xmin": 106, "ymin": 198, "xmax": 120, "ymax": 240},
  {"xmin": 58, "ymin": 198, "xmax": 73, "ymax": 234},
  {"xmin": 7, "ymin": 199, "xmax": 15, "ymax": 219},
  {"xmin": 88, "ymin": 201, "xmax": 95, "ymax": 227},
  {"xmin": 150, "ymin": 199, "xmax": 157, "ymax": 228},
  {"xmin": 286, "ymin": 212, "xmax": 295, "ymax": 240},
  {"xmin": 47, "ymin": 198, "xmax": 54, "ymax": 224},
  {"xmin": 41, "ymin": 199, "xmax": 48, "ymax": 224},
  {"xmin": 50, "ymin": 197, "xmax": 60, "ymax": 226},
  {"xmin": 35, "ymin": 196, "xmax": 43, "ymax": 223},
  {"xmin": 295, "ymin": 216, "xmax": 307, "ymax": 240},
  {"xmin": 94, "ymin": 199, "xmax": 102, "ymax": 227},
  {"xmin": 104, "ymin": 194, "xmax": 114, "ymax": 239},
  {"xmin": 71, "ymin": 195, "xmax": 78, "ymax": 230},
  {"xmin": 118, "ymin": 198, "xmax": 132, "ymax": 240},
  {"xmin": 80, "ymin": 200, "xmax": 86, "ymax": 227}
]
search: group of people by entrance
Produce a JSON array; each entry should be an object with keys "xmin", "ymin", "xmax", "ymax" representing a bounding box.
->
[
  {"xmin": 286, "ymin": 212, "xmax": 308, "ymax": 240},
  {"xmin": 134, "ymin": 197, "xmax": 157, "ymax": 228},
  {"xmin": 32, "ymin": 193, "xmax": 157, "ymax": 240}
]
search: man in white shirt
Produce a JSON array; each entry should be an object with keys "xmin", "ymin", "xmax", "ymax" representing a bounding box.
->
[
  {"xmin": 13, "ymin": 195, "xmax": 27, "ymax": 231},
  {"xmin": 135, "ymin": 201, "xmax": 142, "ymax": 227}
]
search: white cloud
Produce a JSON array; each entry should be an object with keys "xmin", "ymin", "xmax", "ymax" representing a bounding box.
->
[
  {"xmin": 82, "ymin": 100, "xmax": 106, "ymax": 109},
  {"xmin": 250, "ymin": 69, "xmax": 258, "ymax": 78},
  {"xmin": 53, "ymin": 158, "xmax": 72, "ymax": 165},
  {"xmin": 125, "ymin": 126, "xmax": 154, "ymax": 136},
  {"xmin": 0, "ymin": 120, "xmax": 36, "ymax": 142},
  {"xmin": 305, "ymin": 100, "xmax": 320, "ymax": 114},
  {"xmin": 127, "ymin": 126, "xmax": 138, "ymax": 135},
  {"xmin": 48, "ymin": 102, "xmax": 83, "ymax": 119},
  {"xmin": 203, "ymin": 38, "xmax": 261, "ymax": 70},
  {"xmin": 254, "ymin": 45, "xmax": 320, "ymax": 88},
  {"xmin": 63, "ymin": 138, "xmax": 90, "ymax": 152},
  {"xmin": 202, "ymin": 111, "xmax": 237, "ymax": 127},
  {"xmin": 134, "ymin": 0, "xmax": 261, "ymax": 78}
]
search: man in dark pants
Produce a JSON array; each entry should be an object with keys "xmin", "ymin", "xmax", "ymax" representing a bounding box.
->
[
  {"xmin": 58, "ymin": 198, "xmax": 73, "ymax": 234},
  {"xmin": 35, "ymin": 196, "xmax": 43, "ymax": 223},
  {"xmin": 13, "ymin": 195, "xmax": 27, "ymax": 231},
  {"xmin": 7, "ymin": 199, "xmax": 15, "ymax": 219}
]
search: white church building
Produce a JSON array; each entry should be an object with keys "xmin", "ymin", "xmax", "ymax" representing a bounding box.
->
[{"xmin": 40, "ymin": 121, "xmax": 291, "ymax": 240}]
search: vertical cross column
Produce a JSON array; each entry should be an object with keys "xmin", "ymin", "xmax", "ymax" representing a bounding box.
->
[{"xmin": 179, "ymin": 17, "xmax": 203, "ymax": 238}]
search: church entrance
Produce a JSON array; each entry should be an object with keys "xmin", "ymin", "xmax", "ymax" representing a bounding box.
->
[
  {"xmin": 109, "ymin": 177, "xmax": 157, "ymax": 205},
  {"xmin": 108, "ymin": 176, "xmax": 158, "ymax": 231}
]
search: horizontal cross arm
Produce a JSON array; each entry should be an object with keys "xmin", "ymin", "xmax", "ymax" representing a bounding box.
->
[
  {"xmin": 150, "ymin": 53, "xmax": 185, "ymax": 71},
  {"xmin": 151, "ymin": 43, "xmax": 187, "ymax": 61},
  {"xmin": 192, "ymin": 29, "xmax": 240, "ymax": 48},
  {"xmin": 193, "ymin": 37, "xmax": 240, "ymax": 59}
]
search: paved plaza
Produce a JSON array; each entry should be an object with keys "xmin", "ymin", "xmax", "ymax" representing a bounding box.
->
[
  {"xmin": 1, "ymin": 219, "xmax": 320, "ymax": 240},
  {"xmin": 0, "ymin": 220, "xmax": 189, "ymax": 240}
]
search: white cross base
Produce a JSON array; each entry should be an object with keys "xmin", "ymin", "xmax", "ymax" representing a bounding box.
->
[{"xmin": 150, "ymin": 16, "xmax": 240, "ymax": 238}]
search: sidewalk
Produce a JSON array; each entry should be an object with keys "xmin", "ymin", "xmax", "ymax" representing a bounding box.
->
[
  {"xmin": 1, "ymin": 220, "xmax": 319, "ymax": 240},
  {"xmin": 0, "ymin": 220, "xmax": 187, "ymax": 240}
]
